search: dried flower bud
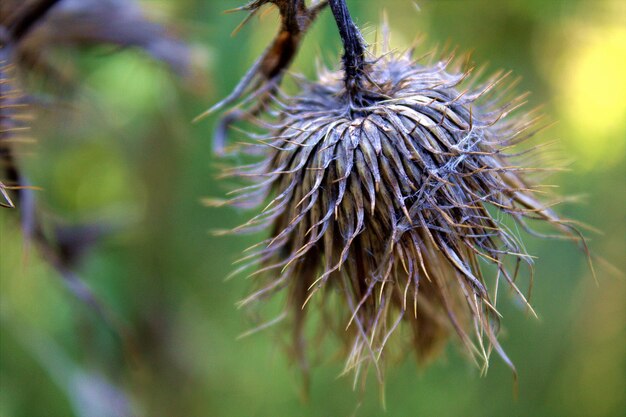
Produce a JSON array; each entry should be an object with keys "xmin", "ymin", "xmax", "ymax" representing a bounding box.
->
[
  {"xmin": 219, "ymin": 41, "xmax": 591, "ymax": 383},
  {"xmin": 208, "ymin": 0, "xmax": 593, "ymax": 389}
]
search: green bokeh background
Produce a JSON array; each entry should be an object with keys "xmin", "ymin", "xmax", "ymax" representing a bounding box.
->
[{"xmin": 1, "ymin": 1, "xmax": 625, "ymax": 416}]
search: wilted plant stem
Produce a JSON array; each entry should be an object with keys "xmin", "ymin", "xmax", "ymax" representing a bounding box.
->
[{"xmin": 328, "ymin": 0, "xmax": 365, "ymax": 102}]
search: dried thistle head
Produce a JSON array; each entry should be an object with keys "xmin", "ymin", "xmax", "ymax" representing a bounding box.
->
[{"xmin": 212, "ymin": 0, "xmax": 589, "ymax": 386}]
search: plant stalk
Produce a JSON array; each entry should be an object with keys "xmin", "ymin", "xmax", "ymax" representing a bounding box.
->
[{"xmin": 328, "ymin": 0, "xmax": 365, "ymax": 99}]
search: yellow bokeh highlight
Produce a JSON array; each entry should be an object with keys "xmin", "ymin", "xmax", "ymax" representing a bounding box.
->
[{"xmin": 555, "ymin": 24, "xmax": 626, "ymax": 168}]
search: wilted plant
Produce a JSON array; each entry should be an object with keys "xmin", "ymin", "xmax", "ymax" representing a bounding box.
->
[
  {"xmin": 208, "ymin": 0, "xmax": 592, "ymax": 389},
  {"xmin": 1, "ymin": 0, "xmax": 195, "ymax": 335}
]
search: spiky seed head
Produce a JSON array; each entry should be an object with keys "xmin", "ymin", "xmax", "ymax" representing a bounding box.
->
[{"xmin": 221, "ymin": 46, "xmax": 581, "ymax": 383}]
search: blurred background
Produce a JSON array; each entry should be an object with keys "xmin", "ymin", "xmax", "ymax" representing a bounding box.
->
[{"xmin": 1, "ymin": 0, "xmax": 624, "ymax": 416}]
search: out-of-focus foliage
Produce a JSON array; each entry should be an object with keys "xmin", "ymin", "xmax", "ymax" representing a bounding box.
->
[{"xmin": 1, "ymin": 1, "xmax": 624, "ymax": 416}]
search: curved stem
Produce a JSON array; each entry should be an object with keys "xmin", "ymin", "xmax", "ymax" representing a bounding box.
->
[{"xmin": 328, "ymin": 0, "xmax": 365, "ymax": 99}]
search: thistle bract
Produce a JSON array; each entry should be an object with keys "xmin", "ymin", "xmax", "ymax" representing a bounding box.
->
[{"xmin": 221, "ymin": 47, "xmax": 579, "ymax": 381}]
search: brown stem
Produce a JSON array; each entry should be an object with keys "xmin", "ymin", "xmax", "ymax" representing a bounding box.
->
[{"xmin": 328, "ymin": 0, "xmax": 365, "ymax": 99}]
